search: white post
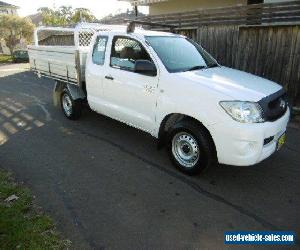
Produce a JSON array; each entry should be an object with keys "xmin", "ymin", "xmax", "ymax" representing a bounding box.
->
[
  {"xmin": 34, "ymin": 29, "xmax": 38, "ymax": 46},
  {"xmin": 74, "ymin": 24, "xmax": 80, "ymax": 49}
]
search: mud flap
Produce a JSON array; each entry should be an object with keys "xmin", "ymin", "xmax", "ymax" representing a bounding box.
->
[
  {"xmin": 66, "ymin": 84, "xmax": 86, "ymax": 101},
  {"xmin": 53, "ymin": 81, "xmax": 65, "ymax": 107}
]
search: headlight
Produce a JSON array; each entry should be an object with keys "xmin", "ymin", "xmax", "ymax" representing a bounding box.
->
[{"xmin": 219, "ymin": 101, "xmax": 264, "ymax": 123}]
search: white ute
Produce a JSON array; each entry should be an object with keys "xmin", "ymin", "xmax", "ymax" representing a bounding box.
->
[{"xmin": 28, "ymin": 22, "xmax": 290, "ymax": 175}]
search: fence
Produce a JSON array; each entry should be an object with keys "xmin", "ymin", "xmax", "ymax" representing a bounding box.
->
[
  {"xmin": 194, "ymin": 24, "xmax": 300, "ymax": 105},
  {"xmin": 136, "ymin": 1, "xmax": 300, "ymax": 105}
]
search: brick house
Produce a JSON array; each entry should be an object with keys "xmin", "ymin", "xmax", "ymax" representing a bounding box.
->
[{"xmin": 0, "ymin": 1, "xmax": 18, "ymax": 15}]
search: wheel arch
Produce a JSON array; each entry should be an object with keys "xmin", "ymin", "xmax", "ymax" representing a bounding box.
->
[
  {"xmin": 157, "ymin": 113, "xmax": 216, "ymax": 152},
  {"xmin": 53, "ymin": 81, "xmax": 86, "ymax": 107}
]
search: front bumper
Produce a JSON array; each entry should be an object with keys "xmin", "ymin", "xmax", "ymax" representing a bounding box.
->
[{"xmin": 209, "ymin": 108, "xmax": 290, "ymax": 166}]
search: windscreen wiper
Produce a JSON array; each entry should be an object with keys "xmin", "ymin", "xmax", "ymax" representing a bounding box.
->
[
  {"xmin": 206, "ymin": 64, "xmax": 219, "ymax": 68},
  {"xmin": 184, "ymin": 65, "xmax": 206, "ymax": 72}
]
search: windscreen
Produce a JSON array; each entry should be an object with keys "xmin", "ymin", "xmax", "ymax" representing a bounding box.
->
[{"xmin": 146, "ymin": 36, "xmax": 218, "ymax": 73}]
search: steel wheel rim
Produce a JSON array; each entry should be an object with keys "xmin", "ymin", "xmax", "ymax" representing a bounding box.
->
[
  {"xmin": 172, "ymin": 132, "xmax": 200, "ymax": 168},
  {"xmin": 62, "ymin": 93, "xmax": 72, "ymax": 116}
]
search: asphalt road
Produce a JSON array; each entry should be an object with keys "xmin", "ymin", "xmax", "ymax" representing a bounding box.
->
[{"xmin": 0, "ymin": 64, "xmax": 299, "ymax": 250}]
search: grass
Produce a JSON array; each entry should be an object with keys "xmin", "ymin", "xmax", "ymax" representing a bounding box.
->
[
  {"xmin": 0, "ymin": 170, "xmax": 71, "ymax": 250},
  {"xmin": 0, "ymin": 54, "xmax": 12, "ymax": 64}
]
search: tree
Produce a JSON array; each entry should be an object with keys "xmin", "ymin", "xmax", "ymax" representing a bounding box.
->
[
  {"xmin": 38, "ymin": 6, "xmax": 96, "ymax": 26},
  {"xmin": 0, "ymin": 15, "xmax": 35, "ymax": 55},
  {"xmin": 58, "ymin": 6, "xmax": 73, "ymax": 24},
  {"xmin": 38, "ymin": 6, "xmax": 72, "ymax": 26},
  {"xmin": 72, "ymin": 8, "xmax": 96, "ymax": 23}
]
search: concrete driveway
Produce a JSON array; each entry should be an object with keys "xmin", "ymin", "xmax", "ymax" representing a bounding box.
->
[{"xmin": 0, "ymin": 64, "xmax": 299, "ymax": 250}]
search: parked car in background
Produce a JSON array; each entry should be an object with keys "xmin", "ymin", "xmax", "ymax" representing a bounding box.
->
[{"xmin": 12, "ymin": 50, "xmax": 29, "ymax": 63}]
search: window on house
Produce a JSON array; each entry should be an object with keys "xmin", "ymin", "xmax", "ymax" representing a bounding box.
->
[{"xmin": 0, "ymin": 9, "xmax": 9, "ymax": 14}]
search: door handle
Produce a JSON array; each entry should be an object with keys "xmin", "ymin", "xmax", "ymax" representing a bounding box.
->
[{"xmin": 105, "ymin": 75, "xmax": 114, "ymax": 80}]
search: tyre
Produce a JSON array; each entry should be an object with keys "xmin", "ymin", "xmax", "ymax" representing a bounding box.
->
[
  {"xmin": 61, "ymin": 90, "xmax": 82, "ymax": 120},
  {"xmin": 167, "ymin": 119, "xmax": 217, "ymax": 175}
]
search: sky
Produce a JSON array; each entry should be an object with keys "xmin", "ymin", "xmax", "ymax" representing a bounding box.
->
[{"xmin": 6, "ymin": 0, "xmax": 149, "ymax": 18}]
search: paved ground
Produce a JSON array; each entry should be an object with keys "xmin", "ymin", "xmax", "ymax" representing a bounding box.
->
[{"xmin": 0, "ymin": 64, "xmax": 299, "ymax": 250}]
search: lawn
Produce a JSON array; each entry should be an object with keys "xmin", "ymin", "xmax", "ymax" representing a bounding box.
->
[
  {"xmin": 0, "ymin": 54, "xmax": 12, "ymax": 64},
  {"xmin": 0, "ymin": 170, "xmax": 71, "ymax": 250}
]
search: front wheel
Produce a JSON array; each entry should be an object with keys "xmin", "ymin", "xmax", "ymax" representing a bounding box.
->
[
  {"xmin": 61, "ymin": 90, "xmax": 82, "ymax": 120},
  {"xmin": 168, "ymin": 120, "xmax": 217, "ymax": 175}
]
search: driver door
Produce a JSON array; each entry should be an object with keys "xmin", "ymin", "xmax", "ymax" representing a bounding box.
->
[{"xmin": 102, "ymin": 36, "xmax": 158, "ymax": 134}]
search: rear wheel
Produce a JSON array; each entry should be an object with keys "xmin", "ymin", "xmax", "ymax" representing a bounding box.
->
[
  {"xmin": 61, "ymin": 90, "xmax": 82, "ymax": 120},
  {"xmin": 167, "ymin": 120, "xmax": 216, "ymax": 175}
]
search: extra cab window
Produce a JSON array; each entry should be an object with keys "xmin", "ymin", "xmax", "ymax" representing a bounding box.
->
[
  {"xmin": 110, "ymin": 36, "xmax": 153, "ymax": 72},
  {"xmin": 92, "ymin": 36, "xmax": 108, "ymax": 65}
]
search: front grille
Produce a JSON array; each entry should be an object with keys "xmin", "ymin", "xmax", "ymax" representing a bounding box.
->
[{"xmin": 258, "ymin": 88, "xmax": 288, "ymax": 122}]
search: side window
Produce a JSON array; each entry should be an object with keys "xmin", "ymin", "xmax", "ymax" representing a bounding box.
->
[
  {"xmin": 110, "ymin": 37, "xmax": 152, "ymax": 71},
  {"xmin": 92, "ymin": 36, "xmax": 108, "ymax": 65}
]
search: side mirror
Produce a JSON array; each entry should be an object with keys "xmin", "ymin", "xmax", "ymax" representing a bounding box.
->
[{"xmin": 134, "ymin": 60, "xmax": 157, "ymax": 77}]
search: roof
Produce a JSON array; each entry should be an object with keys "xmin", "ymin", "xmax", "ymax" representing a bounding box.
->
[
  {"xmin": 97, "ymin": 26, "xmax": 177, "ymax": 38},
  {"xmin": 35, "ymin": 23, "xmax": 177, "ymax": 46},
  {"xmin": 132, "ymin": 29, "xmax": 176, "ymax": 37},
  {"xmin": 36, "ymin": 23, "xmax": 176, "ymax": 36},
  {"xmin": 118, "ymin": 0, "xmax": 169, "ymax": 6},
  {"xmin": 0, "ymin": 1, "xmax": 18, "ymax": 8},
  {"xmin": 27, "ymin": 13, "xmax": 43, "ymax": 25}
]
